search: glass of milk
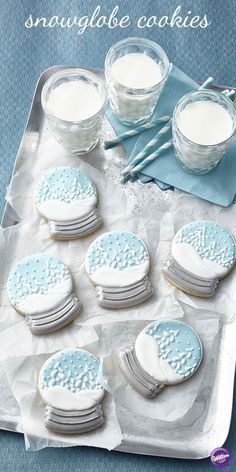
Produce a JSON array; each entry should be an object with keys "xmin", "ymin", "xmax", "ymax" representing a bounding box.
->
[
  {"xmin": 42, "ymin": 68, "xmax": 107, "ymax": 155},
  {"xmin": 173, "ymin": 90, "xmax": 236, "ymax": 174},
  {"xmin": 105, "ymin": 37, "xmax": 170, "ymax": 125}
]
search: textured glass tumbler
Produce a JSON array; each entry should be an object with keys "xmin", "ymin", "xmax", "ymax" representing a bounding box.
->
[
  {"xmin": 42, "ymin": 69, "xmax": 107, "ymax": 155},
  {"xmin": 172, "ymin": 90, "xmax": 236, "ymax": 174},
  {"xmin": 105, "ymin": 38, "xmax": 170, "ymax": 126}
]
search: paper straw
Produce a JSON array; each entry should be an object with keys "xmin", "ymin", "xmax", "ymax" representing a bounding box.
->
[
  {"xmin": 223, "ymin": 89, "xmax": 235, "ymax": 99},
  {"xmin": 104, "ymin": 115, "xmax": 171, "ymax": 149},
  {"xmin": 121, "ymin": 121, "xmax": 173, "ymax": 176},
  {"xmin": 121, "ymin": 76, "xmax": 215, "ymax": 180},
  {"xmin": 129, "ymin": 140, "xmax": 173, "ymax": 174},
  {"xmin": 221, "ymin": 89, "xmax": 230, "ymax": 96}
]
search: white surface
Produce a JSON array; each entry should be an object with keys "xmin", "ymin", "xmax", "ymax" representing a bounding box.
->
[
  {"xmin": 176, "ymin": 100, "xmax": 233, "ymax": 145},
  {"xmin": 47, "ymin": 81, "xmax": 103, "ymax": 121},
  {"xmin": 172, "ymin": 242, "xmax": 227, "ymax": 279},
  {"xmin": 111, "ymin": 53, "xmax": 162, "ymax": 89},
  {"xmin": 38, "ymin": 384, "xmax": 105, "ymax": 411},
  {"xmin": 17, "ymin": 278, "xmax": 72, "ymax": 315},
  {"xmin": 135, "ymin": 331, "xmax": 183, "ymax": 384},
  {"xmin": 87, "ymin": 261, "xmax": 150, "ymax": 287},
  {"xmin": 37, "ymin": 195, "xmax": 97, "ymax": 221}
]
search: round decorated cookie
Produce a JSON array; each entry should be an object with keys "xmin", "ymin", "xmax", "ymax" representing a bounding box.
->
[
  {"xmin": 135, "ymin": 319, "xmax": 202, "ymax": 385},
  {"xmin": 118, "ymin": 319, "xmax": 202, "ymax": 398},
  {"xmin": 7, "ymin": 254, "xmax": 81, "ymax": 334},
  {"xmin": 35, "ymin": 167, "xmax": 102, "ymax": 239},
  {"xmin": 85, "ymin": 231, "xmax": 154, "ymax": 308},
  {"xmin": 163, "ymin": 221, "xmax": 236, "ymax": 297},
  {"xmin": 38, "ymin": 348, "xmax": 105, "ymax": 434}
]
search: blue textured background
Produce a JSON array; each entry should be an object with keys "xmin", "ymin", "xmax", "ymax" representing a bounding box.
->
[{"xmin": 0, "ymin": 0, "xmax": 235, "ymax": 470}]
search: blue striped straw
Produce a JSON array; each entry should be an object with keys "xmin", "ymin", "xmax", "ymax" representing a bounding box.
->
[
  {"xmin": 129, "ymin": 140, "xmax": 173, "ymax": 174},
  {"xmin": 222, "ymin": 89, "xmax": 235, "ymax": 99},
  {"xmin": 129, "ymin": 88, "xmax": 234, "ymax": 176},
  {"xmin": 121, "ymin": 76, "xmax": 214, "ymax": 181},
  {"xmin": 104, "ymin": 115, "xmax": 171, "ymax": 149}
]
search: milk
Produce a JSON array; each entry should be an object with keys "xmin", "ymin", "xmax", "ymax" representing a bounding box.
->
[
  {"xmin": 111, "ymin": 53, "xmax": 162, "ymax": 89},
  {"xmin": 107, "ymin": 52, "xmax": 165, "ymax": 124},
  {"xmin": 47, "ymin": 81, "xmax": 103, "ymax": 122},
  {"xmin": 173, "ymin": 97, "xmax": 234, "ymax": 173},
  {"xmin": 176, "ymin": 100, "xmax": 233, "ymax": 145},
  {"xmin": 43, "ymin": 72, "xmax": 106, "ymax": 155}
]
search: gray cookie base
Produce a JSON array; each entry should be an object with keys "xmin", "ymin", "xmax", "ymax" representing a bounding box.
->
[
  {"xmin": 118, "ymin": 346, "xmax": 165, "ymax": 399},
  {"xmin": 44, "ymin": 402, "xmax": 104, "ymax": 434},
  {"xmin": 49, "ymin": 209, "xmax": 102, "ymax": 240},
  {"xmin": 162, "ymin": 258, "xmax": 219, "ymax": 297},
  {"xmin": 26, "ymin": 293, "xmax": 82, "ymax": 335},
  {"xmin": 96, "ymin": 276, "xmax": 154, "ymax": 309}
]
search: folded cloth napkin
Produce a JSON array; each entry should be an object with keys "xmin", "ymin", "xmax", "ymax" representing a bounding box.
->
[{"xmin": 105, "ymin": 64, "xmax": 236, "ymax": 207}]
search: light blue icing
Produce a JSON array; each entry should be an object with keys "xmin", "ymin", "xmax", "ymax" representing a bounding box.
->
[
  {"xmin": 7, "ymin": 254, "xmax": 71, "ymax": 307},
  {"xmin": 40, "ymin": 348, "xmax": 102, "ymax": 393},
  {"xmin": 145, "ymin": 320, "xmax": 202, "ymax": 379},
  {"xmin": 175, "ymin": 221, "xmax": 235, "ymax": 269},
  {"xmin": 35, "ymin": 167, "xmax": 96, "ymax": 206},
  {"xmin": 86, "ymin": 231, "xmax": 149, "ymax": 274}
]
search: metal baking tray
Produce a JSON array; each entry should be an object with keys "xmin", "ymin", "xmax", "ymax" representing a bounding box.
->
[{"xmin": 1, "ymin": 66, "xmax": 236, "ymax": 459}]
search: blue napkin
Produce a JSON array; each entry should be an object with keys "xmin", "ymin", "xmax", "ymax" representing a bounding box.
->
[{"xmin": 105, "ymin": 65, "xmax": 236, "ymax": 207}]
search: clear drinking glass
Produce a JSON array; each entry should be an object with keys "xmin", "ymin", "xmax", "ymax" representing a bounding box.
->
[
  {"xmin": 172, "ymin": 90, "xmax": 236, "ymax": 174},
  {"xmin": 105, "ymin": 37, "xmax": 170, "ymax": 125},
  {"xmin": 41, "ymin": 68, "xmax": 107, "ymax": 155}
]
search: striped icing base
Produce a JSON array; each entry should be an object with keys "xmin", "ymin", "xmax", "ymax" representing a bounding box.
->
[
  {"xmin": 48, "ymin": 209, "xmax": 102, "ymax": 239},
  {"xmin": 95, "ymin": 276, "xmax": 154, "ymax": 309},
  {"xmin": 162, "ymin": 258, "xmax": 219, "ymax": 297},
  {"xmin": 44, "ymin": 402, "xmax": 104, "ymax": 434},
  {"xmin": 26, "ymin": 294, "xmax": 81, "ymax": 335},
  {"xmin": 118, "ymin": 346, "xmax": 165, "ymax": 398}
]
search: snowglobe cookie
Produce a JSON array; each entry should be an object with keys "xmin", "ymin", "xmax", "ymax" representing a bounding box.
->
[
  {"xmin": 35, "ymin": 167, "xmax": 102, "ymax": 240},
  {"xmin": 7, "ymin": 254, "xmax": 81, "ymax": 335},
  {"xmin": 163, "ymin": 221, "xmax": 236, "ymax": 297},
  {"xmin": 118, "ymin": 319, "xmax": 203, "ymax": 398},
  {"xmin": 38, "ymin": 348, "xmax": 105, "ymax": 434},
  {"xmin": 85, "ymin": 231, "xmax": 154, "ymax": 308}
]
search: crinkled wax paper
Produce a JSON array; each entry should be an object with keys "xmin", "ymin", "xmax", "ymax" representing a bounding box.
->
[
  {"xmin": 0, "ymin": 122, "xmax": 182, "ymax": 358},
  {"xmin": 0, "ymin": 105, "xmax": 235, "ymax": 450},
  {"xmin": 0, "ymin": 222, "xmax": 98, "ymax": 359},
  {"xmin": 160, "ymin": 191, "xmax": 236, "ymax": 322},
  {"xmin": 97, "ymin": 304, "xmax": 219, "ymax": 422},
  {"xmin": 3, "ymin": 338, "xmax": 122, "ymax": 451},
  {"xmin": 0, "ymin": 305, "xmax": 220, "ymax": 450}
]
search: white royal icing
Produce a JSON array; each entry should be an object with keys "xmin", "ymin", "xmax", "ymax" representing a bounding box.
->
[
  {"xmin": 39, "ymin": 385, "xmax": 104, "ymax": 411},
  {"xmin": 7, "ymin": 254, "xmax": 73, "ymax": 316},
  {"xmin": 17, "ymin": 278, "xmax": 72, "ymax": 315},
  {"xmin": 135, "ymin": 319, "xmax": 202, "ymax": 385},
  {"xmin": 35, "ymin": 167, "xmax": 97, "ymax": 222},
  {"xmin": 38, "ymin": 196, "xmax": 97, "ymax": 222},
  {"xmin": 135, "ymin": 332, "xmax": 183, "ymax": 384},
  {"xmin": 85, "ymin": 231, "xmax": 150, "ymax": 287},
  {"xmin": 39, "ymin": 348, "xmax": 105, "ymax": 411},
  {"xmin": 172, "ymin": 221, "xmax": 236, "ymax": 279},
  {"xmin": 88, "ymin": 261, "xmax": 150, "ymax": 287}
]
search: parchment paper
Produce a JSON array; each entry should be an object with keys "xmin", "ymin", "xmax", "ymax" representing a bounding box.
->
[
  {"xmin": 3, "ymin": 338, "xmax": 122, "ymax": 451},
  {"xmin": 1, "ymin": 304, "xmax": 219, "ymax": 452},
  {"xmin": 0, "ymin": 108, "xmax": 235, "ymax": 451},
  {"xmin": 161, "ymin": 192, "xmax": 236, "ymax": 322},
  {"xmin": 98, "ymin": 305, "xmax": 219, "ymax": 422},
  {"xmin": 0, "ymin": 125, "xmax": 182, "ymax": 358}
]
